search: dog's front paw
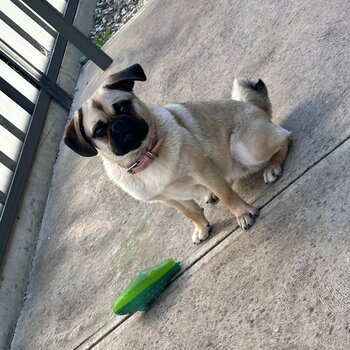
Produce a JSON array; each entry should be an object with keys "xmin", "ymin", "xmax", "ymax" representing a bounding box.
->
[
  {"xmin": 236, "ymin": 207, "xmax": 260, "ymax": 230},
  {"xmin": 192, "ymin": 225, "xmax": 211, "ymax": 244},
  {"xmin": 263, "ymin": 164, "xmax": 282, "ymax": 184}
]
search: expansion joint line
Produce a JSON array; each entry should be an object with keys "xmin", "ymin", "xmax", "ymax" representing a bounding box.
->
[{"xmin": 83, "ymin": 133, "xmax": 350, "ymax": 349}]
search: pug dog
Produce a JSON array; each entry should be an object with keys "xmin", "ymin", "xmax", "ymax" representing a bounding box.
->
[{"xmin": 64, "ymin": 64, "xmax": 291, "ymax": 244}]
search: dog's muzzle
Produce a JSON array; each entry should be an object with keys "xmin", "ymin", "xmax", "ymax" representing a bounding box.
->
[{"xmin": 109, "ymin": 114, "xmax": 149, "ymax": 156}]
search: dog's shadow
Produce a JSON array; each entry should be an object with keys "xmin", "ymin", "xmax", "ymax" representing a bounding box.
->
[{"xmin": 278, "ymin": 93, "xmax": 338, "ymax": 135}]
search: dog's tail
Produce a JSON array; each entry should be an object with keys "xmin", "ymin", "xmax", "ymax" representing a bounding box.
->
[{"xmin": 232, "ymin": 78, "xmax": 272, "ymax": 117}]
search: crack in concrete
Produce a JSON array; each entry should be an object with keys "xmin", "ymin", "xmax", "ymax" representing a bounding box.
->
[
  {"xmin": 81, "ymin": 315, "xmax": 132, "ymax": 350},
  {"xmin": 79, "ymin": 133, "xmax": 350, "ymax": 349}
]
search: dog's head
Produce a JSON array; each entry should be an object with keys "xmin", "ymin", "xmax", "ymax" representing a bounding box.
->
[{"xmin": 64, "ymin": 64, "xmax": 153, "ymax": 161}]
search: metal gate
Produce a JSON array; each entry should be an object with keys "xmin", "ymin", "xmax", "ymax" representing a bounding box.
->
[{"xmin": 0, "ymin": 0, "xmax": 112, "ymax": 265}]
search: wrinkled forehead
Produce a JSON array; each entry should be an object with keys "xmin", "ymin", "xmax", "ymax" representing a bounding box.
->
[
  {"xmin": 82, "ymin": 88, "xmax": 133, "ymax": 136},
  {"xmin": 93, "ymin": 87, "xmax": 132, "ymax": 108}
]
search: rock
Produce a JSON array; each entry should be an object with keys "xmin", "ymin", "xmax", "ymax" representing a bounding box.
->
[{"xmin": 90, "ymin": 0, "xmax": 150, "ymax": 43}]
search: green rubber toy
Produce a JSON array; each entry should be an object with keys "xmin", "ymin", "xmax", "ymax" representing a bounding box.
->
[{"xmin": 113, "ymin": 258, "xmax": 181, "ymax": 315}]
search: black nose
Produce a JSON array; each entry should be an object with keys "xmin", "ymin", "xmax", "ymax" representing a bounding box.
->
[
  {"xmin": 109, "ymin": 115, "xmax": 148, "ymax": 155},
  {"xmin": 111, "ymin": 119, "xmax": 124, "ymax": 134},
  {"xmin": 123, "ymin": 133, "xmax": 138, "ymax": 149}
]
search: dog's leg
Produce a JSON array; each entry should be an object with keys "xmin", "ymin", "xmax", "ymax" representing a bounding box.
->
[
  {"xmin": 204, "ymin": 192, "xmax": 219, "ymax": 204},
  {"xmin": 205, "ymin": 179, "xmax": 234, "ymax": 204},
  {"xmin": 231, "ymin": 121, "xmax": 291, "ymax": 184},
  {"xmin": 263, "ymin": 137, "xmax": 292, "ymax": 184},
  {"xmin": 198, "ymin": 161, "xmax": 259, "ymax": 230},
  {"xmin": 161, "ymin": 199, "xmax": 211, "ymax": 244}
]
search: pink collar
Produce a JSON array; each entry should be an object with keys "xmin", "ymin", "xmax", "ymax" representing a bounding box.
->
[{"xmin": 122, "ymin": 135, "xmax": 165, "ymax": 174}]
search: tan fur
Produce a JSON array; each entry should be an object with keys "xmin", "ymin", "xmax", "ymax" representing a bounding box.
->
[{"xmin": 64, "ymin": 65, "xmax": 291, "ymax": 243}]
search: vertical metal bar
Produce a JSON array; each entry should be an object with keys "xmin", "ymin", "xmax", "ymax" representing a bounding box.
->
[
  {"xmin": 10, "ymin": 0, "xmax": 57, "ymax": 37},
  {"xmin": 0, "ymin": 10, "xmax": 50, "ymax": 56},
  {"xmin": 0, "ymin": 77, "xmax": 35, "ymax": 114},
  {"xmin": 0, "ymin": 151, "xmax": 16, "ymax": 171},
  {"xmin": 21, "ymin": 0, "xmax": 113, "ymax": 70},
  {"xmin": 0, "ymin": 0, "xmax": 84, "ymax": 266},
  {"xmin": 0, "ymin": 191, "xmax": 6, "ymax": 205},
  {"xmin": 0, "ymin": 39, "xmax": 72, "ymax": 110},
  {"xmin": 0, "ymin": 114, "xmax": 26, "ymax": 141},
  {"xmin": 0, "ymin": 90, "xmax": 51, "ymax": 265}
]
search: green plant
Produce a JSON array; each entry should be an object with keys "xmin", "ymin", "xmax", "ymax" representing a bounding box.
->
[
  {"xmin": 92, "ymin": 28, "xmax": 112, "ymax": 47},
  {"xmin": 80, "ymin": 29, "xmax": 114, "ymax": 65}
]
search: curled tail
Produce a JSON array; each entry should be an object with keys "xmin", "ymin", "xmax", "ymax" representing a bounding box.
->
[{"xmin": 232, "ymin": 78, "xmax": 272, "ymax": 117}]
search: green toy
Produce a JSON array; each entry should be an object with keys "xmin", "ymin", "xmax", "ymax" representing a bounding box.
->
[{"xmin": 113, "ymin": 258, "xmax": 181, "ymax": 315}]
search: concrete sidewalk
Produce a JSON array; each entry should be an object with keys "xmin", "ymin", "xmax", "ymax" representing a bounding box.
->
[{"xmin": 11, "ymin": 0, "xmax": 350, "ymax": 349}]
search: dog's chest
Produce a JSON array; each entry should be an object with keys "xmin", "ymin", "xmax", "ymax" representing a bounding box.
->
[
  {"xmin": 162, "ymin": 177, "xmax": 208, "ymax": 201},
  {"xmin": 103, "ymin": 158, "xmax": 206, "ymax": 202},
  {"xmin": 103, "ymin": 159, "xmax": 176, "ymax": 201}
]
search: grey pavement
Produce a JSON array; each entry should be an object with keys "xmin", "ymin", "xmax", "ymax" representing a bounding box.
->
[
  {"xmin": 10, "ymin": 0, "xmax": 350, "ymax": 349},
  {"xmin": 0, "ymin": 1, "xmax": 99, "ymax": 349},
  {"xmin": 94, "ymin": 136, "xmax": 350, "ymax": 350}
]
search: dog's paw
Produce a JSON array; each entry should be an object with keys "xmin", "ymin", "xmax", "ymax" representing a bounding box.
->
[
  {"xmin": 236, "ymin": 207, "xmax": 260, "ymax": 230},
  {"xmin": 192, "ymin": 225, "xmax": 211, "ymax": 244},
  {"xmin": 263, "ymin": 164, "xmax": 282, "ymax": 184},
  {"xmin": 205, "ymin": 192, "xmax": 219, "ymax": 204}
]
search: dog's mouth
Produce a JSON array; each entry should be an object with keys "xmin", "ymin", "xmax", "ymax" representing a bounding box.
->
[{"xmin": 109, "ymin": 114, "xmax": 149, "ymax": 156}]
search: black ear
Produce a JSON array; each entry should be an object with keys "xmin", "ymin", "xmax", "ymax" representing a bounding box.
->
[
  {"xmin": 64, "ymin": 108, "xmax": 98, "ymax": 157},
  {"xmin": 254, "ymin": 79, "xmax": 268, "ymax": 94},
  {"xmin": 104, "ymin": 63, "xmax": 147, "ymax": 91}
]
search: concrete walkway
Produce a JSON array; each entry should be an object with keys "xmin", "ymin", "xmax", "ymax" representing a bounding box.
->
[{"xmin": 11, "ymin": 0, "xmax": 350, "ymax": 349}]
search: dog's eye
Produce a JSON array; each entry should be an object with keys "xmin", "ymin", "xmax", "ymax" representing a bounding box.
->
[
  {"xmin": 94, "ymin": 124, "xmax": 107, "ymax": 138},
  {"xmin": 117, "ymin": 101, "xmax": 130, "ymax": 114}
]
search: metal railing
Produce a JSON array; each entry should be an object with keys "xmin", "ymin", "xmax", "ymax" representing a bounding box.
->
[{"xmin": 0, "ymin": 0, "xmax": 113, "ymax": 266}]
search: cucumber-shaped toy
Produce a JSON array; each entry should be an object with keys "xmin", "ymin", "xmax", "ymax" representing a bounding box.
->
[{"xmin": 113, "ymin": 258, "xmax": 181, "ymax": 315}]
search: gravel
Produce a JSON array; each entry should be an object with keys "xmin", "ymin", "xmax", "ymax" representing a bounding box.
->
[{"xmin": 91, "ymin": 0, "xmax": 150, "ymax": 43}]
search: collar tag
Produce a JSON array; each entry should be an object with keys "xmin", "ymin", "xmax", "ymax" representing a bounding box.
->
[
  {"xmin": 124, "ymin": 135, "xmax": 165, "ymax": 175},
  {"xmin": 127, "ymin": 160, "xmax": 142, "ymax": 174}
]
